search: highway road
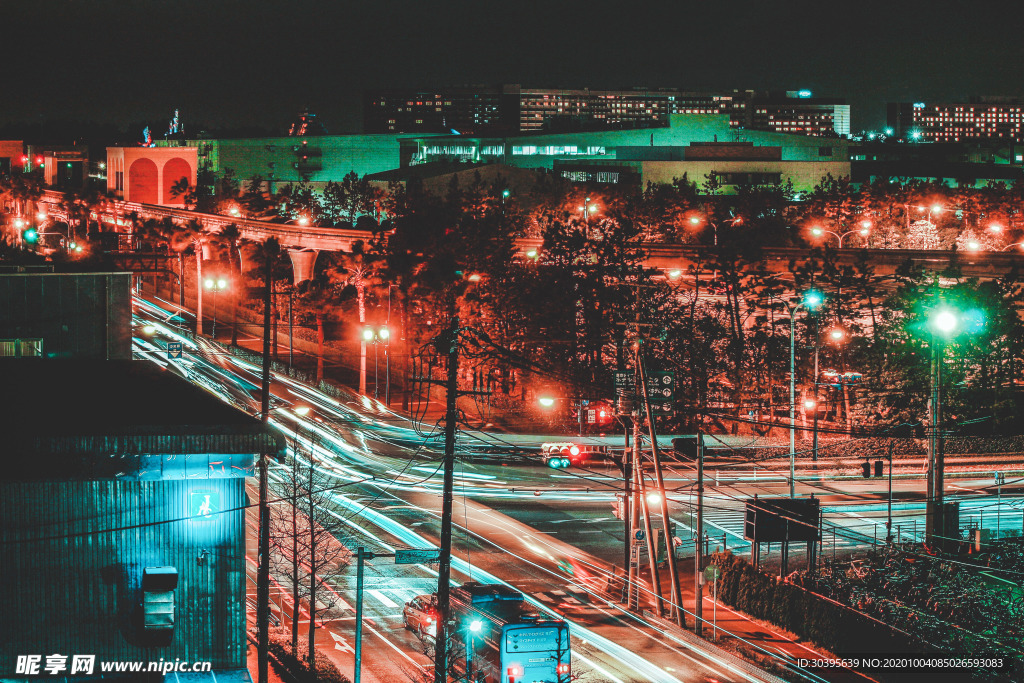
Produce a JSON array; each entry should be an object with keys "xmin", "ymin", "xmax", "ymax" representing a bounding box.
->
[{"xmin": 132, "ymin": 294, "xmax": 1022, "ymax": 683}]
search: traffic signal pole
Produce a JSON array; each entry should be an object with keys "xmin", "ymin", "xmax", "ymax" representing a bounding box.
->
[{"xmin": 434, "ymin": 308, "xmax": 460, "ymax": 683}]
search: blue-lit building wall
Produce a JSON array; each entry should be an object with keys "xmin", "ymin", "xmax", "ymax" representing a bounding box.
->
[{"xmin": 0, "ymin": 473, "xmax": 248, "ymax": 674}]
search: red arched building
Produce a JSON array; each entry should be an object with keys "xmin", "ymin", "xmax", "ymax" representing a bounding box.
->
[{"xmin": 106, "ymin": 146, "xmax": 198, "ymax": 207}]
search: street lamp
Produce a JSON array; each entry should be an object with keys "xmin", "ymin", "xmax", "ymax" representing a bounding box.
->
[
  {"xmin": 923, "ymin": 305, "xmax": 981, "ymax": 546},
  {"xmin": 362, "ymin": 325, "xmax": 390, "ymax": 400},
  {"xmin": 809, "ymin": 224, "xmax": 870, "ymax": 248},
  {"xmin": 537, "ymin": 395, "xmax": 589, "ymax": 436},
  {"xmin": 204, "ymin": 277, "xmax": 228, "ymax": 338},
  {"xmin": 783, "ymin": 289, "xmax": 824, "ymax": 497},
  {"xmin": 578, "ymin": 197, "xmax": 598, "ymax": 225},
  {"xmin": 689, "ymin": 214, "xmax": 742, "ymax": 246},
  {"xmin": 810, "ymin": 326, "xmax": 846, "ymax": 461}
]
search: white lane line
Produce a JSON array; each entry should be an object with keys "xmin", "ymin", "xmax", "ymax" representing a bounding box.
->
[
  {"xmin": 591, "ymin": 607, "xmax": 737, "ymax": 683},
  {"xmin": 363, "ymin": 619, "xmax": 426, "ymax": 669},
  {"xmin": 368, "ymin": 589, "xmax": 399, "ymax": 608},
  {"xmin": 572, "ymin": 649, "xmax": 627, "ymax": 683}
]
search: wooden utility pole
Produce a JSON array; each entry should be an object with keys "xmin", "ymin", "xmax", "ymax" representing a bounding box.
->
[
  {"xmin": 434, "ymin": 306, "xmax": 460, "ymax": 683},
  {"xmin": 695, "ymin": 431, "xmax": 704, "ymax": 636},
  {"xmin": 637, "ymin": 351, "xmax": 685, "ymax": 629},
  {"xmin": 627, "ymin": 414, "xmax": 641, "ymax": 611}
]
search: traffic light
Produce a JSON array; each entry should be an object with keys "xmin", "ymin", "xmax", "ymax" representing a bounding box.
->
[
  {"xmin": 861, "ymin": 461, "xmax": 872, "ymax": 478},
  {"xmin": 874, "ymin": 460, "xmax": 884, "ymax": 477},
  {"xmin": 22, "ymin": 228, "xmax": 38, "ymax": 244}
]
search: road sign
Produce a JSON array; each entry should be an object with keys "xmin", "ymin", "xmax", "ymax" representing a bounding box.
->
[
  {"xmin": 395, "ymin": 548, "xmax": 441, "ymax": 565},
  {"xmin": 167, "ymin": 342, "xmax": 182, "ymax": 359},
  {"xmin": 613, "ymin": 371, "xmax": 674, "ymax": 402},
  {"xmin": 633, "ymin": 528, "xmax": 647, "ymax": 547}
]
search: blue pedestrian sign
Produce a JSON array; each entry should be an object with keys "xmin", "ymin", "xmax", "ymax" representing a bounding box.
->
[
  {"xmin": 633, "ymin": 529, "xmax": 646, "ymax": 543},
  {"xmin": 167, "ymin": 342, "xmax": 183, "ymax": 359}
]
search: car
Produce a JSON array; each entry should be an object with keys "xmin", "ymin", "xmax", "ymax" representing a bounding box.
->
[{"xmin": 403, "ymin": 593, "xmax": 438, "ymax": 640}]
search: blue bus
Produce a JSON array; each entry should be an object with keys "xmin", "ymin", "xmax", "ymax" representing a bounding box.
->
[{"xmin": 450, "ymin": 582, "xmax": 571, "ymax": 683}]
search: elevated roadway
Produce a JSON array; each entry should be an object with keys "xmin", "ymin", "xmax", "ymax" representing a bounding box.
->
[{"xmin": 40, "ymin": 190, "xmax": 1024, "ymax": 282}]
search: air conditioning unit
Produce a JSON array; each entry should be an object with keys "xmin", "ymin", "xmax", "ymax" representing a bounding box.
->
[{"xmin": 142, "ymin": 566, "xmax": 178, "ymax": 631}]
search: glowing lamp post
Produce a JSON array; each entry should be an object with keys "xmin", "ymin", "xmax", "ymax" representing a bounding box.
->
[
  {"xmin": 923, "ymin": 306, "xmax": 981, "ymax": 545},
  {"xmin": 809, "ymin": 326, "xmax": 846, "ymax": 461},
  {"xmin": 809, "ymin": 224, "xmax": 871, "ymax": 248},
  {"xmin": 786, "ymin": 289, "xmax": 823, "ymax": 497},
  {"xmin": 363, "ymin": 326, "xmax": 390, "ymax": 400},
  {"xmin": 203, "ymin": 277, "xmax": 228, "ymax": 339}
]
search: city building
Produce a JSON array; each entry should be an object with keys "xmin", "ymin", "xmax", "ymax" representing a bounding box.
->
[
  {"xmin": 365, "ymin": 85, "xmax": 850, "ymax": 138},
  {"xmin": 401, "ymin": 114, "xmax": 850, "ymax": 194},
  {"xmin": 850, "ymin": 139, "xmax": 1024, "ymax": 187},
  {"xmin": 156, "ymin": 134, "xmax": 408, "ymax": 191},
  {"xmin": 25, "ymin": 143, "xmax": 90, "ymax": 190},
  {"xmin": 0, "ymin": 270, "xmax": 284, "ymax": 682},
  {"xmin": 0, "ymin": 271, "xmax": 132, "ymax": 358},
  {"xmin": 106, "ymin": 146, "xmax": 198, "ymax": 207},
  {"xmin": 0, "ymin": 360, "xmax": 284, "ymax": 683},
  {"xmin": 143, "ymin": 114, "xmax": 849, "ymax": 200},
  {"xmin": 887, "ymin": 97, "xmax": 1024, "ymax": 143},
  {"xmin": 0, "ymin": 140, "xmax": 24, "ymax": 175}
]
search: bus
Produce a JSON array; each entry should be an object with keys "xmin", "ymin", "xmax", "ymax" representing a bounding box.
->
[{"xmin": 450, "ymin": 582, "xmax": 571, "ymax": 683}]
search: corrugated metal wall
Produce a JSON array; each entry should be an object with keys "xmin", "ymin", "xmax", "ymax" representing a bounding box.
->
[
  {"xmin": 0, "ymin": 272, "xmax": 131, "ymax": 359},
  {"xmin": 0, "ymin": 479, "xmax": 246, "ymax": 672}
]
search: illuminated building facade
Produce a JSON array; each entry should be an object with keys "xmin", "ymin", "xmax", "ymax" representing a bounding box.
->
[
  {"xmin": 365, "ymin": 85, "xmax": 849, "ymax": 137},
  {"xmin": 888, "ymin": 97, "xmax": 1024, "ymax": 143},
  {"xmin": 0, "ymin": 140, "xmax": 24, "ymax": 176},
  {"xmin": 106, "ymin": 146, "xmax": 198, "ymax": 207}
]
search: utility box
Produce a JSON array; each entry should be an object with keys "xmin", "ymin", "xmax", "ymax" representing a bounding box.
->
[{"xmin": 142, "ymin": 566, "xmax": 178, "ymax": 631}]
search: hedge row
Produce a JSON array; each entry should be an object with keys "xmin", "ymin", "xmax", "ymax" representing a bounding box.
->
[
  {"xmin": 267, "ymin": 633, "xmax": 350, "ymax": 683},
  {"xmin": 710, "ymin": 551, "xmax": 924, "ymax": 655}
]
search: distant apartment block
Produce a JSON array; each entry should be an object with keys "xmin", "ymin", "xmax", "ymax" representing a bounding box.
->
[
  {"xmin": 888, "ymin": 97, "xmax": 1024, "ymax": 143},
  {"xmin": 365, "ymin": 85, "xmax": 849, "ymax": 138}
]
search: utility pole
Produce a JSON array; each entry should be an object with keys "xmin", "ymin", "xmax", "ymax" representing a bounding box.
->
[
  {"xmin": 627, "ymin": 412, "xmax": 641, "ymax": 611},
  {"xmin": 637, "ymin": 351, "xmax": 685, "ymax": 629},
  {"xmin": 354, "ymin": 547, "xmax": 366, "ymax": 683},
  {"xmin": 257, "ymin": 245, "xmax": 274, "ymax": 683},
  {"xmin": 632, "ymin": 413, "xmax": 664, "ymax": 617},
  {"xmin": 886, "ymin": 441, "xmax": 894, "ymax": 544},
  {"xmin": 434, "ymin": 305, "xmax": 460, "ymax": 683},
  {"xmin": 695, "ymin": 431, "xmax": 704, "ymax": 636},
  {"xmin": 926, "ymin": 337, "xmax": 944, "ymax": 545},
  {"xmin": 621, "ymin": 413, "xmax": 632, "ymax": 605}
]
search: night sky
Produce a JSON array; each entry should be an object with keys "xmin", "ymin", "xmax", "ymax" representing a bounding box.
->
[{"xmin": 6, "ymin": 0, "xmax": 1024, "ymax": 136}]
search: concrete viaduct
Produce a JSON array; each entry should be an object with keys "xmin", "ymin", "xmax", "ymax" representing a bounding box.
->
[{"xmin": 41, "ymin": 191, "xmax": 1024, "ymax": 283}]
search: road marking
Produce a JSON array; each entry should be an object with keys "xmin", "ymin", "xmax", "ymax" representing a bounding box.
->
[
  {"xmin": 572, "ymin": 650, "xmax": 626, "ymax": 683},
  {"xmin": 368, "ymin": 589, "xmax": 399, "ymax": 608}
]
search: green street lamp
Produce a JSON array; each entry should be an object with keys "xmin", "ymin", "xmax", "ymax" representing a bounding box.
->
[
  {"xmin": 924, "ymin": 305, "xmax": 981, "ymax": 546},
  {"xmin": 787, "ymin": 289, "xmax": 823, "ymax": 497}
]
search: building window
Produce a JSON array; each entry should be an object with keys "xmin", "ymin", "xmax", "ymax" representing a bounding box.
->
[{"xmin": 0, "ymin": 338, "xmax": 43, "ymax": 357}]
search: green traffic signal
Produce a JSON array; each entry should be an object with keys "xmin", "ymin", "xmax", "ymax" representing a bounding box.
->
[{"xmin": 22, "ymin": 228, "xmax": 38, "ymax": 244}]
